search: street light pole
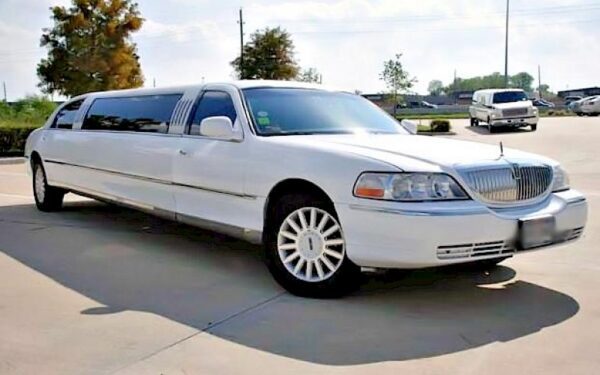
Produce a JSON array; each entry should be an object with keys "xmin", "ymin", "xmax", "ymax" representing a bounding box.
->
[{"xmin": 504, "ymin": 0, "xmax": 510, "ymax": 88}]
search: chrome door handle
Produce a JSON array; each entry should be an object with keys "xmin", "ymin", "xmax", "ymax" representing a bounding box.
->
[{"xmin": 178, "ymin": 149, "xmax": 187, "ymax": 156}]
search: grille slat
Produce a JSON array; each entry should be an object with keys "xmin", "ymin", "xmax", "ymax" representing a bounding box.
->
[{"xmin": 460, "ymin": 164, "xmax": 553, "ymax": 205}]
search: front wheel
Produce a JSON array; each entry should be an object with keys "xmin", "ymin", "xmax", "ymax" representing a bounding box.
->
[
  {"xmin": 531, "ymin": 124, "xmax": 537, "ymax": 131},
  {"xmin": 33, "ymin": 162, "xmax": 65, "ymax": 212},
  {"xmin": 265, "ymin": 193, "xmax": 360, "ymax": 297}
]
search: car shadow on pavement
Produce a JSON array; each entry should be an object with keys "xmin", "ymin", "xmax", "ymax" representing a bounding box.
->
[
  {"xmin": 0, "ymin": 200, "xmax": 580, "ymax": 365},
  {"xmin": 466, "ymin": 125, "xmax": 534, "ymax": 135}
]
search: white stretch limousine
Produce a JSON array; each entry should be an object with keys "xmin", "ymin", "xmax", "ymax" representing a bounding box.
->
[{"xmin": 25, "ymin": 81, "xmax": 587, "ymax": 296}]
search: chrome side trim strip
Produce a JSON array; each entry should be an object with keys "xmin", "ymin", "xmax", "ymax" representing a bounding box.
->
[
  {"xmin": 44, "ymin": 159, "xmax": 257, "ymax": 199},
  {"xmin": 348, "ymin": 204, "xmax": 488, "ymax": 217},
  {"xmin": 50, "ymin": 181, "xmax": 263, "ymax": 244}
]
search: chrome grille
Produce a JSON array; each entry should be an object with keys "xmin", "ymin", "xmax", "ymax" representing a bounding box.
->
[
  {"xmin": 502, "ymin": 108, "xmax": 528, "ymax": 117},
  {"xmin": 460, "ymin": 165, "xmax": 553, "ymax": 205}
]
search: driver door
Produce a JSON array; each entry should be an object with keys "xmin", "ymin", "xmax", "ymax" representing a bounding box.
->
[{"xmin": 172, "ymin": 87, "xmax": 255, "ymax": 231}]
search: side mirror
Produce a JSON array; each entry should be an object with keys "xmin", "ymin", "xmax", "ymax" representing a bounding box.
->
[
  {"xmin": 401, "ymin": 119, "xmax": 418, "ymax": 135},
  {"xmin": 200, "ymin": 116, "xmax": 235, "ymax": 140}
]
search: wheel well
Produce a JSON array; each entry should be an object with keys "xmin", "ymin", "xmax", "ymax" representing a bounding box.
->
[
  {"xmin": 30, "ymin": 151, "xmax": 42, "ymax": 168},
  {"xmin": 263, "ymin": 179, "xmax": 335, "ymax": 235}
]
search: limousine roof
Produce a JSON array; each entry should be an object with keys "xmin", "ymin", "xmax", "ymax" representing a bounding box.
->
[{"xmin": 78, "ymin": 80, "xmax": 338, "ymax": 100}]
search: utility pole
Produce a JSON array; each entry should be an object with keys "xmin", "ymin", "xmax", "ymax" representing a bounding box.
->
[
  {"xmin": 538, "ymin": 65, "xmax": 542, "ymax": 99},
  {"xmin": 238, "ymin": 8, "xmax": 245, "ymax": 79},
  {"xmin": 2, "ymin": 81, "xmax": 6, "ymax": 102},
  {"xmin": 504, "ymin": 0, "xmax": 510, "ymax": 88}
]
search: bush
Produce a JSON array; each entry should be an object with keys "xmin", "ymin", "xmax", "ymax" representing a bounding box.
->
[
  {"xmin": 0, "ymin": 126, "xmax": 38, "ymax": 154},
  {"xmin": 429, "ymin": 119, "xmax": 451, "ymax": 132},
  {"xmin": 0, "ymin": 95, "xmax": 57, "ymax": 127},
  {"xmin": 546, "ymin": 109, "xmax": 569, "ymax": 117}
]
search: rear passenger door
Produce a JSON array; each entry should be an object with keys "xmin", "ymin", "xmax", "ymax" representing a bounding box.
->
[
  {"xmin": 172, "ymin": 87, "xmax": 254, "ymax": 230},
  {"xmin": 55, "ymin": 94, "xmax": 183, "ymax": 213}
]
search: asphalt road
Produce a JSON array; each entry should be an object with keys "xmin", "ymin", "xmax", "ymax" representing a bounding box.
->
[{"xmin": 1, "ymin": 117, "xmax": 599, "ymax": 374}]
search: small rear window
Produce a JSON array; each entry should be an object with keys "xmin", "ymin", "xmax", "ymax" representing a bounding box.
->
[
  {"xmin": 51, "ymin": 99, "xmax": 84, "ymax": 129},
  {"xmin": 82, "ymin": 94, "xmax": 182, "ymax": 133}
]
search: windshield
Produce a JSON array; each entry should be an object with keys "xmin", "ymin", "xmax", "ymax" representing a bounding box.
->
[
  {"xmin": 492, "ymin": 91, "xmax": 528, "ymax": 104},
  {"xmin": 242, "ymin": 88, "xmax": 407, "ymax": 136}
]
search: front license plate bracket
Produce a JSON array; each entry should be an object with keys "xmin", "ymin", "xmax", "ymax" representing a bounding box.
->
[{"xmin": 518, "ymin": 215, "xmax": 556, "ymax": 250}]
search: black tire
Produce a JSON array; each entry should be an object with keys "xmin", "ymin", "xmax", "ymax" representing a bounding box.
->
[
  {"xmin": 531, "ymin": 124, "xmax": 537, "ymax": 131},
  {"xmin": 487, "ymin": 122, "xmax": 495, "ymax": 133},
  {"xmin": 33, "ymin": 161, "xmax": 65, "ymax": 212},
  {"xmin": 264, "ymin": 193, "xmax": 361, "ymax": 298},
  {"xmin": 469, "ymin": 117, "xmax": 476, "ymax": 127}
]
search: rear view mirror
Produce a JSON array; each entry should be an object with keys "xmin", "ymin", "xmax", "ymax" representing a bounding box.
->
[
  {"xmin": 401, "ymin": 119, "xmax": 418, "ymax": 135},
  {"xmin": 200, "ymin": 116, "xmax": 235, "ymax": 140}
]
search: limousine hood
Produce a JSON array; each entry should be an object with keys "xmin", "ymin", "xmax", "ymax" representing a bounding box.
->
[{"xmin": 269, "ymin": 134, "xmax": 555, "ymax": 170}]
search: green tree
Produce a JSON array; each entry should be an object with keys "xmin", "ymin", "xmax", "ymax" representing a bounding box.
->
[
  {"xmin": 509, "ymin": 72, "xmax": 535, "ymax": 92},
  {"xmin": 444, "ymin": 72, "xmax": 515, "ymax": 93},
  {"xmin": 379, "ymin": 53, "xmax": 417, "ymax": 110},
  {"xmin": 427, "ymin": 79, "xmax": 444, "ymax": 96},
  {"xmin": 37, "ymin": 0, "xmax": 144, "ymax": 97},
  {"xmin": 231, "ymin": 27, "xmax": 300, "ymax": 80},
  {"xmin": 297, "ymin": 67, "xmax": 321, "ymax": 83}
]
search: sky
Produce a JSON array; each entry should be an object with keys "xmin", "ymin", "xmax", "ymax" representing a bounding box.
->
[{"xmin": 0, "ymin": 0, "xmax": 599, "ymax": 100}]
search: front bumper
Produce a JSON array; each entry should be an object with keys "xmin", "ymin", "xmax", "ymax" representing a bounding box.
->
[
  {"xmin": 336, "ymin": 190, "xmax": 587, "ymax": 269},
  {"xmin": 490, "ymin": 115, "xmax": 538, "ymax": 126}
]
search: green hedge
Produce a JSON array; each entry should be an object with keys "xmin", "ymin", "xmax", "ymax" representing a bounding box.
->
[{"xmin": 0, "ymin": 126, "xmax": 38, "ymax": 154}]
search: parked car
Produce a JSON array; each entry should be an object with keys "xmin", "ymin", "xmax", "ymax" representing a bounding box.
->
[
  {"xmin": 398, "ymin": 100, "xmax": 438, "ymax": 109},
  {"xmin": 564, "ymin": 96, "xmax": 583, "ymax": 105},
  {"xmin": 532, "ymin": 98, "xmax": 555, "ymax": 108},
  {"xmin": 25, "ymin": 81, "xmax": 587, "ymax": 297},
  {"xmin": 570, "ymin": 96, "xmax": 598, "ymax": 116},
  {"xmin": 581, "ymin": 96, "xmax": 600, "ymax": 116},
  {"xmin": 469, "ymin": 89, "xmax": 539, "ymax": 132}
]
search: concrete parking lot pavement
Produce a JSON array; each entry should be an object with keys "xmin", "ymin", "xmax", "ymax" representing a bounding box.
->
[{"xmin": 1, "ymin": 117, "xmax": 599, "ymax": 374}]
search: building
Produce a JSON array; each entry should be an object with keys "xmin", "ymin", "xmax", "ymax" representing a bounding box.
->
[{"xmin": 557, "ymin": 87, "xmax": 600, "ymax": 98}]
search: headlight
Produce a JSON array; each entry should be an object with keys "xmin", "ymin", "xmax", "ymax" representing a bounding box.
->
[
  {"xmin": 353, "ymin": 172, "xmax": 469, "ymax": 201},
  {"xmin": 532, "ymin": 107, "xmax": 539, "ymax": 115},
  {"xmin": 552, "ymin": 165, "xmax": 570, "ymax": 192}
]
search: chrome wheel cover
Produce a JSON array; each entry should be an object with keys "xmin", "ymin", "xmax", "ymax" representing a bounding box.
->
[{"xmin": 277, "ymin": 207, "xmax": 345, "ymax": 282}]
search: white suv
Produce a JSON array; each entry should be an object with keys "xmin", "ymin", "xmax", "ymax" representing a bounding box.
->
[{"xmin": 469, "ymin": 89, "xmax": 539, "ymax": 133}]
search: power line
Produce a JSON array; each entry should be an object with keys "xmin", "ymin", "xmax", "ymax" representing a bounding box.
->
[
  {"xmin": 2, "ymin": 2, "xmax": 599, "ymax": 57},
  {"xmin": 286, "ymin": 17, "xmax": 600, "ymax": 36},
  {"xmin": 266, "ymin": 3, "xmax": 600, "ymax": 25}
]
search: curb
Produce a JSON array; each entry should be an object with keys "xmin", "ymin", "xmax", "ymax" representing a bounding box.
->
[{"xmin": 0, "ymin": 157, "xmax": 25, "ymax": 165}]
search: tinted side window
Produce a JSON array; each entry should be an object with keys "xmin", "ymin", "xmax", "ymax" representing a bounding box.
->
[
  {"xmin": 189, "ymin": 91, "xmax": 237, "ymax": 136},
  {"xmin": 82, "ymin": 94, "xmax": 182, "ymax": 133},
  {"xmin": 51, "ymin": 99, "xmax": 84, "ymax": 129}
]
